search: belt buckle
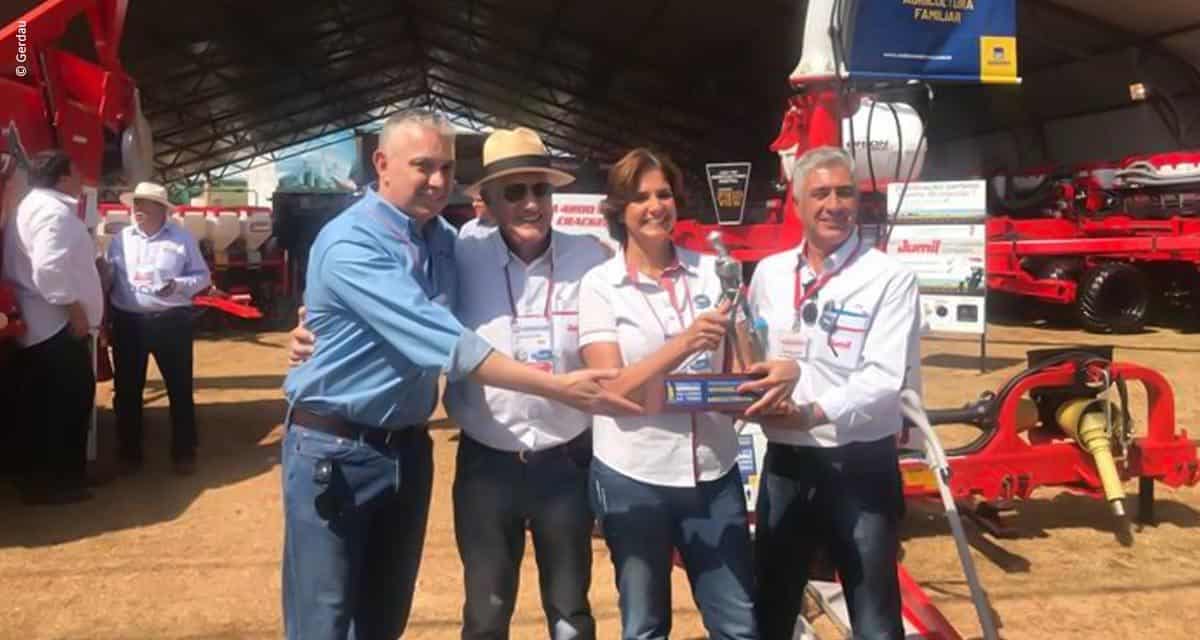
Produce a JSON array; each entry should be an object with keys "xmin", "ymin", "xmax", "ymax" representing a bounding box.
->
[
  {"xmin": 383, "ymin": 430, "xmax": 395, "ymax": 447},
  {"xmin": 518, "ymin": 449, "xmax": 530, "ymax": 464}
]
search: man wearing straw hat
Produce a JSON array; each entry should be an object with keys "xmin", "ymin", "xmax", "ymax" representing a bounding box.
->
[
  {"xmin": 446, "ymin": 127, "xmax": 610, "ymax": 639},
  {"xmin": 104, "ymin": 181, "xmax": 210, "ymax": 476}
]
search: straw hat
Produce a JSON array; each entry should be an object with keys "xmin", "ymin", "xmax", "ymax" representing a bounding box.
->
[
  {"xmin": 466, "ymin": 128, "xmax": 574, "ymax": 196},
  {"xmin": 119, "ymin": 181, "xmax": 173, "ymax": 209}
]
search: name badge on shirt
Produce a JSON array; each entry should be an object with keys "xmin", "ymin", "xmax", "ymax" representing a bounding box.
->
[
  {"xmin": 133, "ymin": 263, "xmax": 156, "ymax": 285},
  {"xmin": 512, "ymin": 315, "xmax": 555, "ymax": 373}
]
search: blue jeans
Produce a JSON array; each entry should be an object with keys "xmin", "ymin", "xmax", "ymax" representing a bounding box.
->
[
  {"xmin": 754, "ymin": 438, "xmax": 904, "ymax": 640},
  {"xmin": 281, "ymin": 422, "xmax": 433, "ymax": 640},
  {"xmin": 590, "ymin": 459, "xmax": 758, "ymax": 640},
  {"xmin": 454, "ymin": 434, "xmax": 595, "ymax": 640}
]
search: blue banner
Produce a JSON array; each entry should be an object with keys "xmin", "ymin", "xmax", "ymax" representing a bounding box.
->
[{"xmin": 848, "ymin": 0, "xmax": 1018, "ymax": 84}]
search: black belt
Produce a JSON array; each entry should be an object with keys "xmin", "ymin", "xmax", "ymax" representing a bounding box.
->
[
  {"xmin": 113, "ymin": 306, "xmax": 197, "ymax": 322},
  {"xmin": 290, "ymin": 408, "xmax": 426, "ymax": 450},
  {"xmin": 464, "ymin": 431, "xmax": 592, "ymax": 466}
]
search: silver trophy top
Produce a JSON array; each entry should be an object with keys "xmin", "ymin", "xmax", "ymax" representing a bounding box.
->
[{"xmin": 707, "ymin": 230, "xmax": 731, "ymax": 260}]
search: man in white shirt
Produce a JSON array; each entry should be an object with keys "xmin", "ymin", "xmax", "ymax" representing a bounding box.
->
[
  {"xmin": 1, "ymin": 150, "xmax": 104, "ymax": 505},
  {"xmin": 448, "ymin": 129, "xmax": 607, "ymax": 639},
  {"xmin": 748, "ymin": 147, "xmax": 922, "ymax": 640},
  {"xmin": 104, "ymin": 182, "xmax": 211, "ymax": 476}
]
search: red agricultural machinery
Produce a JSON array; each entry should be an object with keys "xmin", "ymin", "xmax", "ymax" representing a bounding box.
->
[
  {"xmin": 2, "ymin": 0, "xmax": 151, "ymax": 361},
  {"xmin": 672, "ymin": 0, "xmax": 1200, "ymax": 637},
  {"xmin": 986, "ymin": 154, "xmax": 1200, "ymax": 333}
]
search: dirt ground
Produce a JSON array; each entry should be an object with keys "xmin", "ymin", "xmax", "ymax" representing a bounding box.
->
[{"xmin": 2, "ymin": 319, "xmax": 1200, "ymax": 639}]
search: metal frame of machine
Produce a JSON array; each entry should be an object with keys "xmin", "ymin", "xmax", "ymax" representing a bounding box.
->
[
  {"xmin": 985, "ymin": 158, "xmax": 1200, "ymax": 333},
  {"xmin": 1, "ymin": 0, "xmax": 146, "ymax": 346},
  {"xmin": 902, "ymin": 350, "xmax": 1200, "ymax": 528}
]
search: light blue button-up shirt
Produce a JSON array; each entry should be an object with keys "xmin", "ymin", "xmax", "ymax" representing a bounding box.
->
[
  {"xmin": 283, "ymin": 188, "xmax": 493, "ymax": 429},
  {"xmin": 106, "ymin": 221, "xmax": 211, "ymax": 313}
]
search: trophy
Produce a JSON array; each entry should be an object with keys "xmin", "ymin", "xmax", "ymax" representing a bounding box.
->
[{"xmin": 661, "ymin": 232, "xmax": 768, "ymax": 413}]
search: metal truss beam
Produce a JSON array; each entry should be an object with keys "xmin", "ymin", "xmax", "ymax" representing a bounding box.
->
[
  {"xmin": 160, "ymin": 91, "xmax": 430, "ymax": 183},
  {"xmin": 152, "ymin": 49, "xmax": 423, "ymax": 144},
  {"xmin": 155, "ymin": 73, "xmax": 423, "ymax": 170}
]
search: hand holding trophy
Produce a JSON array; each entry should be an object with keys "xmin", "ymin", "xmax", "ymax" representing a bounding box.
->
[{"xmin": 659, "ymin": 232, "xmax": 791, "ymax": 414}]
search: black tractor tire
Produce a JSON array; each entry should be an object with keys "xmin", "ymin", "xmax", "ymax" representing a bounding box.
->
[{"xmin": 1076, "ymin": 262, "xmax": 1150, "ymax": 333}]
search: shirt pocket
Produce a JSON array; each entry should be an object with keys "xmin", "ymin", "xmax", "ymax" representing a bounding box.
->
[
  {"xmin": 155, "ymin": 246, "xmax": 185, "ymax": 278},
  {"xmin": 816, "ymin": 306, "xmax": 870, "ymax": 370}
]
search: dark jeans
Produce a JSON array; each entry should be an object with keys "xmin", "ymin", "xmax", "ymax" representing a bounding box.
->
[
  {"xmin": 15, "ymin": 327, "xmax": 95, "ymax": 493},
  {"xmin": 453, "ymin": 434, "xmax": 595, "ymax": 640},
  {"xmin": 281, "ymin": 421, "xmax": 434, "ymax": 640},
  {"xmin": 590, "ymin": 459, "xmax": 758, "ymax": 640},
  {"xmin": 111, "ymin": 306, "xmax": 197, "ymax": 463},
  {"xmin": 754, "ymin": 438, "xmax": 905, "ymax": 640}
]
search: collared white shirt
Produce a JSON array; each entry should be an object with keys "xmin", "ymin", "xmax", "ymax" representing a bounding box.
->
[
  {"xmin": 106, "ymin": 221, "xmax": 211, "ymax": 313},
  {"xmin": 444, "ymin": 229, "xmax": 608, "ymax": 452},
  {"xmin": 1, "ymin": 188, "xmax": 104, "ymax": 347},
  {"xmin": 578, "ymin": 246, "xmax": 739, "ymax": 487},
  {"xmin": 746, "ymin": 230, "xmax": 923, "ymax": 448}
]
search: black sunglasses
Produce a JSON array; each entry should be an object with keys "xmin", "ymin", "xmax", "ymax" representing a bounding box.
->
[{"xmin": 502, "ymin": 182, "xmax": 553, "ymax": 203}]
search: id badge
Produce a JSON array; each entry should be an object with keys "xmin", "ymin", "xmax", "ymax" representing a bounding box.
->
[
  {"xmin": 133, "ymin": 263, "xmax": 156, "ymax": 284},
  {"xmin": 511, "ymin": 316, "xmax": 555, "ymax": 373}
]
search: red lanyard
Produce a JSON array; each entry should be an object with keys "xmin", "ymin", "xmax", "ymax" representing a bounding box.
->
[
  {"xmin": 638, "ymin": 268, "xmax": 695, "ymax": 338},
  {"xmin": 503, "ymin": 255, "xmax": 555, "ymax": 318},
  {"xmin": 793, "ymin": 235, "xmax": 863, "ymax": 310}
]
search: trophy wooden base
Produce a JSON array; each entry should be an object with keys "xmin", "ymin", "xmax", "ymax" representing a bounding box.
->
[{"xmin": 661, "ymin": 373, "xmax": 763, "ymax": 413}]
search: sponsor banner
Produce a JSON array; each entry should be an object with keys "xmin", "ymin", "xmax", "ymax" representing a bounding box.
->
[
  {"xmin": 551, "ymin": 193, "xmax": 617, "ymax": 251},
  {"xmin": 887, "ymin": 180, "xmax": 987, "ymax": 334},
  {"xmin": 705, "ymin": 162, "xmax": 752, "ymax": 225},
  {"xmin": 736, "ymin": 422, "xmax": 768, "ymax": 513},
  {"xmin": 887, "ymin": 224, "xmax": 985, "ymax": 293},
  {"xmin": 848, "ymin": 0, "xmax": 1019, "ymax": 84}
]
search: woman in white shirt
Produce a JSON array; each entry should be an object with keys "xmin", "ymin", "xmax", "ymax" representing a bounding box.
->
[{"xmin": 578, "ymin": 148, "xmax": 795, "ymax": 639}]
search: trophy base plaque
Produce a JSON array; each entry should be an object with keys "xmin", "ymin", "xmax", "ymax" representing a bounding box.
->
[{"xmin": 662, "ymin": 373, "xmax": 763, "ymax": 413}]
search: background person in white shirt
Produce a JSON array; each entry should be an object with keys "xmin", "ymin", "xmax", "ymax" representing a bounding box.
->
[
  {"xmin": 103, "ymin": 182, "xmax": 211, "ymax": 476},
  {"xmin": 447, "ymin": 127, "xmax": 608, "ymax": 639},
  {"xmin": 457, "ymin": 193, "xmax": 496, "ymax": 239},
  {"xmin": 1, "ymin": 149, "xmax": 104, "ymax": 505},
  {"xmin": 748, "ymin": 147, "xmax": 922, "ymax": 640},
  {"xmin": 578, "ymin": 148, "xmax": 797, "ymax": 640}
]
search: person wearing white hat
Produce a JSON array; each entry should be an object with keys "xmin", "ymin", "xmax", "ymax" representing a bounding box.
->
[{"xmin": 104, "ymin": 181, "xmax": 211, "ymax": 476}]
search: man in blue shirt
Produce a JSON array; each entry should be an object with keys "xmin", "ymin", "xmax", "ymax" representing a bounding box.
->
[
  {"xmin": 104, "ymin": 182, "xmax": 211, "ymax": 476},
  {"xmin": 281, "ymin": 110, "xmax": 636, "ymax": 640}
]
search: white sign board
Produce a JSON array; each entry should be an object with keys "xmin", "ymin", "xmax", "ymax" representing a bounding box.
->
[
  {"xmin": 887, "ymin": 180, "xmax": 987, "ymax": 219},
  {"xmin": 886, "ymin": 180, "xmax": 987, "ymax": 335},
  {"xmin": 551, "ymin": 193, "xmax": 616, "ymax": 251}
]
